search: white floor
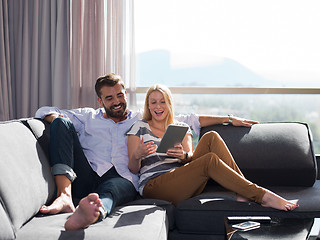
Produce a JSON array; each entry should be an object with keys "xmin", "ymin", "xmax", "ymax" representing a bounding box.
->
[{"xmin": 309, "ymin": 218, "xmax": 320, "ymax": 239}]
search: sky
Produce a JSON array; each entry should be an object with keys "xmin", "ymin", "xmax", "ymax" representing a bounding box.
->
[{"xmin": 134, "ymin": 0, "xmax": 320, "ymax": 85}]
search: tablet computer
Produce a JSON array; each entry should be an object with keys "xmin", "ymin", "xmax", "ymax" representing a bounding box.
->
[{"xmin": 156, "ymin": 124, "xmax": 188, "ymax": 153}]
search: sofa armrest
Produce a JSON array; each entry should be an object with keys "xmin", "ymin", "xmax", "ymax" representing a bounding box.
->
[
  {"xmin": 317, "ymin": 155, "xmax": 320, "ymax": 180},
  {"xmin": 200, "ymin": 122, "xmax": 317, "ymax": 187}
]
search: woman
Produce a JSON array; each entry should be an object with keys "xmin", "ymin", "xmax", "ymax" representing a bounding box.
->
[{"xmin": 127, "ymin": 84, "xmax": 298, "ymax": 211}]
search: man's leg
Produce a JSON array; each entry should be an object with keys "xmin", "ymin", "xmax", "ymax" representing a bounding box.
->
[
  {"xmin": 64, "ymin": 167, "xmax": 137, "ymax": 230},
  {"xmin": 95, "ymin": 167, "xmax": 137, "ymax": 217},
  {"xmin": 64, "ymin": 193, "xmax": 102, "ymax": 231},
  {"xmin": 40, "ymin": 175, "xmax": 74, "ymax": 214},
  {"xmin": 41, "ymin": 117, "xmax": 95, "ymax": 214}
]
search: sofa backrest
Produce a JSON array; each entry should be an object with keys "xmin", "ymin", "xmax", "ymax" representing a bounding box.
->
[
  {"xmin": 200, "ymin": 122, "xmax": 317, "ymax": 187},
  {"xmin": 24, "ymin": 118, "xmax": 51, "ymax": 159},
  {"xmin": 0, "ymin": 119, "xmax": 55, "ymax": 236}
]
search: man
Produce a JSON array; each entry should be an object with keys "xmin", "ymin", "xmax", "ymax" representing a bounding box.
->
[{"xmin": 35, "ymin": 73, "xmax": 257, "ymax": 231}]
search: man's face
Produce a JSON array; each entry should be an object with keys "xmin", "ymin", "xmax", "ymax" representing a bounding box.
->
[{"xmin": 97, "ymin": 83, "xmax": 128, "ymax": 121}]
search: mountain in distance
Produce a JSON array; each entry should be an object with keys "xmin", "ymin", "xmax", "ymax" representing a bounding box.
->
[{"xmin": 136, "ymin": 50, "xmax": 278, "ymax": 87}]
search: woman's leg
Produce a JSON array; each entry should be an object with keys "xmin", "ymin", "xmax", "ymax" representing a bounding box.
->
[
  {"xmin": 144, "ymin": 149, "xmax": 298, "ymax": 210},
  {"xmin": 192, "ymin": 131, "xmax": 249, "ymax": 201},
  {"xmin": 193, "ymin": 131, "xmax": 298, "ymax": 210},
  {"xmin": 143, "ymin": 131, "xmax": 257, "ymax": 205},
  {"xmin": 143, "ymin": 152, "xmax": 265, "ymax": 205},
  {"xmin": 193, "ymin": 131, "xmax": 243, "ymax": 177}
]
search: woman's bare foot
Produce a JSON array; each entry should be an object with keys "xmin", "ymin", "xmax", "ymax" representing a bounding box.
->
[
  {"xmin": 64, "ymin": 193, "xmax": 102, "ymax": 231},
  {"xmin": 40, "ymin": 193, "xmax": 75, "ymax": 214},
  {"xmin": 236, "ymin": 194, "xmax": 249, "ymax": 202},
  {"xmin": 261, "ymin": 190, "xmax": 299, "ymax": 211}
]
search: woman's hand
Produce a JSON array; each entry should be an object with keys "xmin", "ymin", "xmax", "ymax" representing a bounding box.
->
[
  {"xmin": 231, "ymin": 116, "xmax": 259, "ymax": 127},
  {"xmin": 135, "ymin": 137, "xmax": 157, "ymax": 159},
  {"xmin": 166, "ymin": 143, "xmax": 185, "ymax": 160},
  {"xmin": 128, "ymin": 135, "xmax": 157, "ymax": 174},
  {"xmin": 199, "ymin": 115, "xmax": 258, "ymax": 128}
]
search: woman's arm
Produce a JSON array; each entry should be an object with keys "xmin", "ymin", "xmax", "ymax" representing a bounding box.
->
[
  {"xmin": 127, "ymin": 135, "xmax": 157, "ymax": 174},
  {"xmin": 181, "ymin": 133, "xmax": 193, "ymax": 163},
  {"xmin": 199, "ymin": 115, "xmax": 259, "ymax": 127}
]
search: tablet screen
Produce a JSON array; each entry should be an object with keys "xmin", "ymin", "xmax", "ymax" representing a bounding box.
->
[{"xmin": 156, "ymin": 124, "xmax": 188, "ymax": 153}]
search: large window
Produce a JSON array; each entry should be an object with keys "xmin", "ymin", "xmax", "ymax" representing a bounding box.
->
[
  {"xmin": 134, "ymin": 0, "xmax": 320, "ymax": 153},
  {"xmin": 135, "ymin": 0, "xmax": 320, "ymax": 87}
]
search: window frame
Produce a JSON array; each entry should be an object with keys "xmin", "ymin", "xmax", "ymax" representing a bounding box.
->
[{"xmin": 132, "ymin": 87, "xmax": 320, "ymax": 95}]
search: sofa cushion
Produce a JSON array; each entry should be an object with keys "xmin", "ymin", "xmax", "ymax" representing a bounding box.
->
[
  {"xmin": 0, "ymin": 120, "xmax": 55, "ymax": 232},
  {"xmin": 0, "ymin": 199, "xmax": 15, "ymax": 240},
  {"xmin": 16, "ymin": 205, "xmax": 168, "ymax": 240},
  {"xmin": 200, "ymin": 122, "xmax": 317, "ymax": 187},
  {"xmin": 123, "ymin": 198, "xmax": 176, "ymax": 230},
  {"xmin": 169, "ymin": 229, "xmax": 225, "ymax": 240},
  {"xmin": 175, "ymin": 180, "xmax": 320, "ymax": 235}
]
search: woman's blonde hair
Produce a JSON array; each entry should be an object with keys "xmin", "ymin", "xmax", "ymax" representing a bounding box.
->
[{"xmin": 143, "ymin": 84, "xmax": 175, "ymax": 129}]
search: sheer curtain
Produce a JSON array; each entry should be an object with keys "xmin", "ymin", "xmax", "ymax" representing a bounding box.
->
[
  {"xmin": 0, "ymin": 0, "xmax": 70, "ymax": 120},
  {"xmin": 0, "ymin": 0, "xmax": 135, "ymax": 120},
  {"xmin": 70, "ymin": 0, "xmax": 135, "ymax": 109},
  {"xmin": 70, "ymin": 0, "xmax": 106, "ymax": 109},
  {"xmin": 0, "ymin": 0, "xmax": 12, "ymax": 120},
  {"xmin": 105, "ymin": 0, "xmax": 136, "ymax": 108}
]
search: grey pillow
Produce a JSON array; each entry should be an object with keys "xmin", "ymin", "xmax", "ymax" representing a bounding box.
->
[{"xmin": 200, "ymin": 122, "xmax": 317, "ymax": 187}]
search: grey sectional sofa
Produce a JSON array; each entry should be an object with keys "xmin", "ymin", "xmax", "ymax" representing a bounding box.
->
[
  {"xmin": 1, "ymin": 118, "xmax": 320, "ymax": 240},
  {"xmin": 0, "ymin": 118, "xmax": 168, "ymax": 240}
]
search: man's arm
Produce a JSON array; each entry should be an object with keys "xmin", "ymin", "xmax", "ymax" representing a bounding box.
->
[
  {"xmin": 43, "ymin": 113, "xmax": 65, "ymax": 123},
  {"xmin": 199, "ymin": 115, "xmax": 259, "ymax": 128},
  {"xmin": 35, "ymin": 106, "xmax": 63, "ymax": 122}
]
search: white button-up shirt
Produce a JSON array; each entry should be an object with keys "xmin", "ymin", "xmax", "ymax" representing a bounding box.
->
[{"xmin": 35, "ymin": 106, "xmax": 200, "ymax": 190}]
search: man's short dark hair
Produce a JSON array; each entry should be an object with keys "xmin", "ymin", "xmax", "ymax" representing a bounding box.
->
[{"xmin": 95, "ymin": 73, "xmax": 126, "ymax": 98}]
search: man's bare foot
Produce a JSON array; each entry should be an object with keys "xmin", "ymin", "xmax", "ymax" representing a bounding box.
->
[
  {"xmin": 261, "ymin": 190, "xmax": 299, "ymax": 211},
  {"xmin": 40, "ymin": 193, "xmax": 75, "ymax": 214},
  {"xmin": 64, "ymin": 193, "xmax": 102, "ymax": 231}
]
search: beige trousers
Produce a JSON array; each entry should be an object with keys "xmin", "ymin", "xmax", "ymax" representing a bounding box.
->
[{"xmin": 143, "ymin": 131, "xmax": 266, "ymax": 206}]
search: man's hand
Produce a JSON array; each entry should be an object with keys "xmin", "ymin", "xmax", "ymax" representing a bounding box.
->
[{"xmin": 44, "ymin": 113, "xmax": 65, "ymax": 123}]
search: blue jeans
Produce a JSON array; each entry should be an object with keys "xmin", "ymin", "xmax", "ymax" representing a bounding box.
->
[{"xmin": 49, "ymin": 117, "xmax": 137, "ymax": 216}]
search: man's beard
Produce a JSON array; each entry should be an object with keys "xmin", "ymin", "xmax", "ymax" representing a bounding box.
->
[{"xmin": 104, "ymin": 102, "xmax": 127, "ymax": 119}]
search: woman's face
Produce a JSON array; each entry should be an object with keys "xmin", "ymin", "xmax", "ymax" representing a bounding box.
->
[{"xmin": 148, "ymin": 90, "xmax": 169, "ymax": 122}]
